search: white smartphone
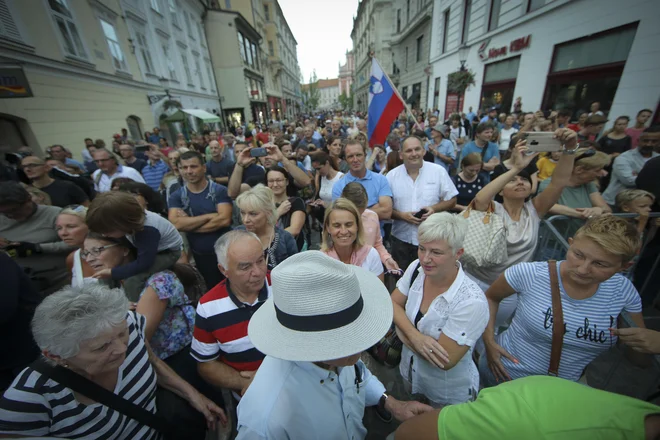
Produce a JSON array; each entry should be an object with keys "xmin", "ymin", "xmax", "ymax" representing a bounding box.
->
[{"xmin": 520, "ymin": 132, "xmax": 563, "ymax": 152}]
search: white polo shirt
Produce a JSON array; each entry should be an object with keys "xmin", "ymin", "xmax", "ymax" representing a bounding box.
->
[
  {"xmin": 386, "ymin": 162, "xmax": 458, "ymax": 246},
  {"xmin": 92, "ymin": 165, "xmax": 146, "ymax": 192}
]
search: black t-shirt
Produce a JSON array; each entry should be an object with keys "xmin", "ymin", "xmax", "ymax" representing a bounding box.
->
[
  {"xmin": 40, "ymin": 179, "xmax": 89, "ymax": 207},
  {"xmin": 125, "ymin": 158, "xmax": 148, "ymax": 173},
  {"xmin": 597, "ymin": 135, "xmax": 631, "ymax": 155},
  {"xmin": 276, "ymin": 197, "xmax": 306, "ymax": 251}
]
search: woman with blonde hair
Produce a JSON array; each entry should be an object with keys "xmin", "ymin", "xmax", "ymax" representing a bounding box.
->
[
  {"xmin": 321, "ymin": 197, "xmax": 384, "ymax": 281},
  {"xmin": 481, "ymin": 215, "xmax": 646, "ymax": 386},
  {"xmin": 55, "ymin": 205, "xmax": 95, "ymax": 287},
  {"xmin": 236, "ymin": 184, "xmax": 298, "ymax": 270}
]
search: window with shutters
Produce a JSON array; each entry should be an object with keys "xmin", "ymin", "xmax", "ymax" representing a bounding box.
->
[
  {"xmin": 135, "ymin": 31, "xmax": 155, "ymax": 74},
  {"xmin": 195, "ymin": 57, "xmax": 205, "ymax": 89},
  {"xmin": 181, "ymin": 53, "xmax": 193, "ymax": 85},
  {"xmin": 0, "ymin": 0, "xmax": 23, "ymax": 42},
  {"xmin": 162, "ymin": 42, "xmax": 177, "ymax": 80},
  {"xmin": 47, "ymin": 0, "xmax": 87, "ymax": 59},
  {"xmin": 100, "ymin": 19, "xmax": 128, "ymax": 71},
  {"xmin": 205, "ymin": 60, "xmax": 215, "ymax": 93}
]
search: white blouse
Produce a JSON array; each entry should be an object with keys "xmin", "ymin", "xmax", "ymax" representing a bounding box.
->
[
  {"xmin": 319, "ymin": 172, "xmax": 344, "ymax": 206},
  {"xmin": 397, "ymin": 260, "xmax": 489, "ymax": 405}
]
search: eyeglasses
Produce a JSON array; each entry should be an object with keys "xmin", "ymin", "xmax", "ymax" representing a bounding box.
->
[
  {"xmin": 81, "ymin": 244, "xmax": 118, "ymax": 258},
  {"xmin": 22, "ymin": 163, "xmax": 45, "ymax": 169},
  {"xmin": 267, "ymin": 179, "xmax": 286, "ymax": 185}
]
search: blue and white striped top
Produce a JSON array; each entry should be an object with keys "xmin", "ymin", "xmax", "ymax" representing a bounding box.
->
[{"xmin": 498, "ymin": 261, "xmax": 642, "ymax": 382}]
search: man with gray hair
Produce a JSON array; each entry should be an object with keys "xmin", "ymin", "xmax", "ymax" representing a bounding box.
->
[
  {"xmin": 91, "ymin": 148, "xmax": 145, "ymax": 192},
  {"xmin": 191, "ymin": 230, "xmax": 272, "ymax": 403}
]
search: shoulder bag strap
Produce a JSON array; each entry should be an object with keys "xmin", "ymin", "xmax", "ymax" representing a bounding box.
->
[
  {"xmin": 409, "ymin": 262, "xmax": 421, "ymax": 290},
  {"xmin": 30, "ymin": 358, "xmax": 180, "ymax": 436},
  {"xmin": 547, "ymin": 260, "xmax": 564, "ymax": 376}
]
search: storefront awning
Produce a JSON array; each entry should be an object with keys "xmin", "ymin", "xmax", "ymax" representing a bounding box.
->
[{"xmin": 164, "ymin": 109, "xmax": 221, "ymax": 123}]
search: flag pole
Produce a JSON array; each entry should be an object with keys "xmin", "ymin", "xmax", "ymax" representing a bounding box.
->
[{"xmin": 373, "ymin": 57, "xmax": 423, "ymax": 132}]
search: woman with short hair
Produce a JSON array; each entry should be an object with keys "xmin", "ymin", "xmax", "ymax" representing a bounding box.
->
[
  {"xmin": 321, "ymin": 198, "xmax": 384, "ymax": 281},
  {"xmin": 0, "ymin": 284, "xmax": 225, "ymax": 438},
  {"xmin": 481, "ymin": 215, "xmax": 646, "ymax": 386},
  {"xmin": 56, "ymin": 205, "xmax": 96, "ymax": 287},
  {"xmin": 236, "ymin": 184, "xmax": 298, "ymax": 270},
  {"xmin": 392, "ymin": 213, "xmax": 488, "ymax": 405}
]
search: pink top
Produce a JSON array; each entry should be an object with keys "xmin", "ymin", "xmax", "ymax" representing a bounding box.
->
[
  {"xmin": 626, "ymin": 127, "xmax": 645, "ymax": 149},
  {"xmin": 361, "ymin": 209, "xmax": 392, "ymax": 264}
]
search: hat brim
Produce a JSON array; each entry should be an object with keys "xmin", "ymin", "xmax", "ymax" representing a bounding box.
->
[{"xmin": 248, "ymin": 265, "xmax": 393, "ymax": 362}]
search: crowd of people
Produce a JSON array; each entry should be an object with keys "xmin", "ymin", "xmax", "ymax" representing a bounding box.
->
[{"xmin": 1, "ymin": 103, "xmax": 660, "ymax": 439}]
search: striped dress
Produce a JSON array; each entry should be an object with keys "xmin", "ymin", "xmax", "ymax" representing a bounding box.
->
[
  {"xmin": 0, "ymin": 312, "xmax": 159, "ymax": 439},
  {"xmin": 497, "ymin": 261, "xmax": 642, "ymax": 382}
]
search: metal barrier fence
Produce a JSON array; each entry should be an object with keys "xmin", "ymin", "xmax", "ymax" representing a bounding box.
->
[{"xmin": 533, "ymin": 213, "xmax": 660, "ymax": 308}]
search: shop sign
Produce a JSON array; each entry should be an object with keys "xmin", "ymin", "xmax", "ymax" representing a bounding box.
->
[
  {"xmin": 0, "ymin": 66, "xmax": 32, "ymax": 98},
  {"xmin": 478, "ymin": 35, "xmax": 531, "ymax": 62}
]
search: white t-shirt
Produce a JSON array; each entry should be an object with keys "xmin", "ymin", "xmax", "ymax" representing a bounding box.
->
[
  {"xmin": 319, "ymin": 172, "xmax": 344, "ymax": 205},
  {"xmin": 465, "ymin": 200, "xmax": 540, "ymax": 285},
  {"xmin": 397, "ymin": 260, "xmax": 488, "ymax": 404},
  {"xmin": 92, "ymin": 165, "xmax": 146, "ymax": 193},
  {"xmin": 499, "ymin": 261, "xmax": 642, "ymax": 382},
  {"xmin": 361, "ymin": 247, "xmax": 384, "ymax": 276},
  {"xmin": 499, "ymin": 127, "xmax": 519, "ymax": 152}
]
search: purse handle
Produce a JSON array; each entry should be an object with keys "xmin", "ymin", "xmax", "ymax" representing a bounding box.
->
[
  {"xmin": 462, "ymin": 200, "xmax": 496, "ymax": 224},
  {"xmin": 547, "ymin": 260, "xmax": 565, "ymax": 376},
  {"xmin": 31, "ymin": 357, "xmax": 184, "ymax": 438}
]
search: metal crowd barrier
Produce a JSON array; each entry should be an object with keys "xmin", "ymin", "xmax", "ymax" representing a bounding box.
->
[{"xmin": 533, "ymin": 213, "xmax": 660, "ymax": 305}]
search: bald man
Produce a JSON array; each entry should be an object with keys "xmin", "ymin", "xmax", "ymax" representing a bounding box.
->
[
  {"xmin": 21, "ymin": 156, "xmax": 89, "ymax": 207},
  {"xmin": 206, "ymin": 140, "xmax": 235, "ymax": 185}
]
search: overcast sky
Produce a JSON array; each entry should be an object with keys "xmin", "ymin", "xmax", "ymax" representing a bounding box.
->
[{"xmin": 278, "ymin": 0, "xmax": 359, "ymax": 82}]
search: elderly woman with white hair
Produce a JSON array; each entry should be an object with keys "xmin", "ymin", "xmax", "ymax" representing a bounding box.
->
[
  {"xmin": 0, "ymin": 284, "xmax": 226, "ymax": 438},
  {"xmin": 391, "ymin": 212, "xmax": 489, "ymax": 406},
  {"xmin": 236, "ymin": 184, "xmax": 298, "ymax": 270}
]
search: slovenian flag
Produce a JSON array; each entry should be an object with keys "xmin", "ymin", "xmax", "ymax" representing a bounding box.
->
[{"xmin": 367, "ymin": 58, "xmax": 405, "ymax": 148}]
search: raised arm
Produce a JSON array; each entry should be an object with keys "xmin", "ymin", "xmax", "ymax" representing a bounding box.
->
[
  {"xmin": 472, "ymin": 139, "xmax": 537, "ymax": 211},
  {"xmin": 265, "ymin": 144, "xmax": 311, "ymax": 187},
  {"xmin": 228, "ymin": 148, "xmax": 255, "ymax": 199},
  {"xmin": 532, "ymin": 129, "xmax": 578, "ymax": 217}
]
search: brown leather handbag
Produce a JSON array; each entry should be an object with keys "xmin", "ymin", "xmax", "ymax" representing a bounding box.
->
[{"xmin": 547, "ymin": 260, "xmax": 565, "ymax": 376}]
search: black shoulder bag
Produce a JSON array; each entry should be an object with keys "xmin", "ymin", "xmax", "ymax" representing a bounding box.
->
[{"xmin": 31, "ymin": 358, "xmax": 187, "ymax": 439}]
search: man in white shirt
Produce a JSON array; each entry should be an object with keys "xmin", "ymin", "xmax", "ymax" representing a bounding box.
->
[
  {"xmin": 387, "ymin": 136, "xmax": 458, "ymax": 272},
  {"xmin": 236, "ymin": 251, "xmax": 434, "ymax": 440},
  {"xmin": 91, "ymin": 148, "xmax": 145, "ymax": 192}
]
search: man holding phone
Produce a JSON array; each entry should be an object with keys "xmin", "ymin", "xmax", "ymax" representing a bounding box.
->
[{"xmin": 387, "ymin": 136, "xmax": 458, "ymax": 272}]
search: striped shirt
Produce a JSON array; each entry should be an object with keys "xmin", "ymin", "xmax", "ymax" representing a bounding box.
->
[
  {"xmin": 498, "ymin": 261, "xmax": 642, "ymax": 382},
  {"xmin": 0, "ymin": 312, "xmax": 158, "ymax": 439},
  {"xmin": 191, "ymin": 276, "xmax": 271, "ymax": 371},
  {"xmin": 142, "ymin": 160, "xmax": 169, "ymax": 191}
]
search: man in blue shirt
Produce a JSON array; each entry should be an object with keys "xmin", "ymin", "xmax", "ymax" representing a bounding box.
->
[
  {"xmin": 206, "ymin": 140, "xmax": 235, "ymax": 185},
  {"xmin": 459, "ymin": 122, "xmax": 500, "ymax": 183},
  {"xmin": 425, "ymin": 123, "xmax": 455, "ymax": 172},
  {"xmin": 332, "ymin": 139, "xmax": 393, "ymax": 220},
  {"xmin": 424, "ymin": 116, "xmax": 439, "ymax": 140},
  {"xmin": 48, "ymin": 145, "xmax": 86, "ymax": 174},
  {"xmin": 168, "ymin": 150, "xmax": 232, "ymax": 288},
  {"xmin": 480, "ymin": 107, "xmax": 499, "ymax": 124},
  {"xmin": 298, "ymin": 125, "xmax": 323, "ymax": 149},
  {"xmin": 141, "ymin": 147, "xmax": 170, "ymax": 191},
  {"xmin": 466, "ymin": 106, "xmax": 476, "ymax": 126},
  {"xmin": 147, "ymin": 127, "xmax": 164, "ymax": 144}
]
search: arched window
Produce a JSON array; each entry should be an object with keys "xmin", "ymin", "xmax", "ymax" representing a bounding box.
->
[{"xmin": 126, "ymin": 115, "xmax": 143, "ymax": 140}]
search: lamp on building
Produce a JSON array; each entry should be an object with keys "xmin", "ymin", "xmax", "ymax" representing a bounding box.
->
[{"xmin": 458, "ymin": 44, "xmax": 470, "ymax": 71}]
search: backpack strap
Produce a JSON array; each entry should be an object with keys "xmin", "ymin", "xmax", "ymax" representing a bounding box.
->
[{"xmin": 409, "ymin": 262, "xmax": 422, "ymax": 290}]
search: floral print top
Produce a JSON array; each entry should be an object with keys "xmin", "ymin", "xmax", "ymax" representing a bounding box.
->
[{"xmin": 140, "ymin": 271, "xmax": 195, "ymax": 360}]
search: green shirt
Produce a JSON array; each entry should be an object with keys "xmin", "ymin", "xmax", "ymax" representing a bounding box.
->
[
  {"xmin": 539, "ymin": 179, "xmax": 598, "ymax": 209},
  {"xmin": 438, "ymin": 376, "xmax": 659, "ymax": 439}
]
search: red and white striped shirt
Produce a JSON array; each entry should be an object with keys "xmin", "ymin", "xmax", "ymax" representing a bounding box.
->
[{"xmin": 191, "ymin": 276, "xmax": 271, "ymax": 372}]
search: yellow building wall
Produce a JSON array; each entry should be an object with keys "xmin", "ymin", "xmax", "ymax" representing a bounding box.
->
[{"xmin": 0, "ymin": 70, "xmax": 153, "ymax": 158}]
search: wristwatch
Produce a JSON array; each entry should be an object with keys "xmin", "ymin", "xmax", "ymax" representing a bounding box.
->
[
  {"xmin": 562, "ymin": 142, "xmax": 580, "ymax": 154},
  {"xmin": 378, "ymin": 392, "xmax": 389, "ymax": 408}
]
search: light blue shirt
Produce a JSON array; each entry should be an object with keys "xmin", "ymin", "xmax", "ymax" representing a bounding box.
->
[
  {"xmin": 602, "ymin": 148, "xmax": 658, "ymax": 205},
  {"xmin": 331, "ymin": 169, "xmax": 393, "ymax": 207},
  {"xmin": 236, "ymin": 357, "xmax": 385, "ymax": 440},
  {"xmin": 425, "ymin": 139, "xmax": 456, "ymax": 171},
  {"xmin": 65, "ymin": 157, "xmax": 86, "ymax": 172}
]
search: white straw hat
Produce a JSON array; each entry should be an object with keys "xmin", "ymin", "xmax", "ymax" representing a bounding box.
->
[{"xmin": 248, "ymin": 251, "xmax": 393, "ymax": 362}]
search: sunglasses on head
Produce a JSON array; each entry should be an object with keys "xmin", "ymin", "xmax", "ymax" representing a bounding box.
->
[{"xmin": 575, "ymin": 148, "xmax": 596, "ymax": 162}]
